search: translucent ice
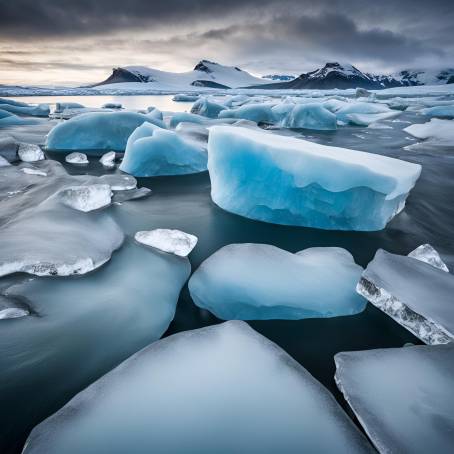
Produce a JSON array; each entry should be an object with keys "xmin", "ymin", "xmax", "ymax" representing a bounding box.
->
[
  {"xmin": 46, "ymin": 111, "xmax": 165, "ymax": 152},
  {"xmin": 18, "ymin": 143, "xmax": 45, "ymax": 162},
  {"xmin": 99, "ymin": 151, "xmax": 116, "ymax": 168},
  {"xmin": 208, "ymin": 126, "xmax": 421, "ymax": 231},
  {"xmin": 335, "ymin": 343, "xmax": 454, "ymax": 454},
  {"xmin": 281, "ymin": 103, "xmax": 337, "ymax": 130},
  {"xmin": 191, "ymin": 97, "xmax": 226, "ymax": 118},
  {"xmin": 189, "ymin": 244, "xmax": 365, "ymax": 320},
  {"xmin": 357, "ymin": 247, "xmax": 454, "ymax": 344},
  {"xmin": 120, "ymin": 122, "xmax": 207, "ymax": 177},
  {"xmin": 135, "ymin": 229, "xmax": 198, "ymax": 257},
  {"xmin": 421, "ymin": 105, "xmax": 454, "ymax": 119},
  {"xmin": 23, "ymin": 321, "xmax": 372, "ymax": 454},
  {"xmin": 346, "ymin": 111, "xmax": 400, "ymax": 126},
  {"xmin": 219, "ymin": 103, "xmax": 276, "ymax": 123},
  {"xmin": 58, "ymin": 184, "xmax": 112, "ymax": 212},
  {"xmin": 65, "ymin": 152, "xmax": 88, "ymax": 164}
]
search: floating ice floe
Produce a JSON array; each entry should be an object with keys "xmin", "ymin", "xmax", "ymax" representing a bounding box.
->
[
  {"xmin": 172, "ymin": 94, "xmax": 199, "ymax": 102},
  {"xmin": 102, "ymin": 102, "xmax": 122, "ymax": 109},
  {"xmin": 112, "ymin": 187, "xmax": 151, "ymax": 203},
  {"xmin": 189, "ymin": 244, "xmax": 365, "ymax": 319},
  {"xmin": 99, "ymin": 151, "xmax": 116, "ymax": 168},
  {"xmin": 421, "ymin": 105, "xmax": 454, "ymax": 119},
  {"xmin": 54, "ymin": 102, "xmax": 85, "ymax": 113},
  {"xmin": 0, "ymin": 294, "xmax": 30, "ymax": 320},
  {"xmin": 120, "ymin": 122, "xmax": 207, "ymax": 177},
  {"xmin": 23, "ymin": 321, "xmax": 373, "ymax": 454},
  {"xmin": 46, "ymin": 111, "xmax": 166, "ymax": 152},
  {"xmin": 58, "ymin": 184, "xmax": 112, "ymax": 212},
  {"xmin": 357, "ymin": 245, "xmax": 454, "ymax": 344},
  {"xmin": 0, "ymin": 101, "xmax": 50, "ymax": 117},
  {"xmin": 65, "ymin": 152, "xmax": 89, "ymax": 165},
  {"xmin": 18, "ymin": 143, "xmax": 45, "ymax": 162},
  {"xmin": 191, "ymin": 97, "xmax": 226, "ymax": 118},
  {"xmin": 281, "ymin": 103, "xmax": 337, "ymax": 130},
  {"xmin": 404, "ymin": 119, "xmax": 454, "ymax": 148},
  {"xmin": 346, "ymin": 111, "xmax": 400, "ymax": 126},
  {"xmin": 208, "ymin": 126, "xmax": 421, "ymax": 230},
  {"xmin": 219, "ymin": 103, "xmax": 276, "ymax": 123},
  {"xmin": 336, "ymin": 102, "xmax": 393, "ymax": 124},
  {"xmin": 135, "ymin": 229, "xmax": 198, "ymax": 257},
  {"xmin": 335, "ymin": 343, "xmax": 454, "ymax": 454}
]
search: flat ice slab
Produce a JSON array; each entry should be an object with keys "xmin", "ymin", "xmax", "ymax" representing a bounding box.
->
[
  {"xmin": 335, "ymin": 343, "xmax": 454, "ymax": 454},
  {"xmin": 208, "ymin": 126, "xmax": 421, "ymax": 231},
  {"xmin": 357, "ymin": 246, "xmax": 454, "ymax": 344},
  {"xmin": 23, "ymin": 321, "xmax": 372, "ymax": 454},
  {"xmin": 189, "ymin": 244, "xmax": 366, "ymax": 319},
  {"xmin": 135, "ymin": 229, "xmax": 198, "ymax": 257}
]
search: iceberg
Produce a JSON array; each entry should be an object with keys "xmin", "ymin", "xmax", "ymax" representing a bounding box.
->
[
  {"xmin": 281, "ymin": 103, "xmax": 337, "ymax": 130},
  {"xmin": 172, "ymin": 94, "xmax": 199, "ymax": 102},
  {"xmin": 336, "ymin": 102, "xmax": 393, "ymax": 124},
  {"xmin": 102, "ymin": 102, "xmax": 122, "ymax": 109},
  {"xmin": 54, "ymin": 102, "xmax": 85, "ymax": 113},
  {"xmin": 189, "ymin": 244, "xmax": 366, "ymax": 320},
  {"xmin": 135, "ymin": 229, "xmax": 198, "ymax": 257},
  {"xmin": 346, "ymin": 111, "xmax": 400, "ymax": 126},
  {"xmin": 169, "ymin": 112, "xmax": 210, "ymax": 128},
  {"xmin": 404, "ymin": 119, "xmax": 454, "ymax": 147},
  {"xmin": 46, "ymin": 111, "xmax": 165, "ymax": 152},
  {"xmin": 18, "ymin": 143, "xmax": 45, "ymax": 162},
  {"xmin": 335, "ymin": 343, "xmax": 454, "ymax": 454},
  {"xmin": 23, "ymin": 321, "xmax": 372, "ymax": 454},
  {"xmin": 190, "ymin": 97, "xmax": 226, "ymax": 118},
  {"xmin": 146, "ymin": 106, "xmax": 163, "ymax": 121},
  {"xmin": 208, "ymin": 126, "xmax": 421, "ymax": 231},
  {"xmin": 58, "ymin": 184, "xmax": 112, "ymax": 212},
  {"xmin": 65, "ymin": 152, "xmax": 89, "ymax": 164},
  {"xmin": 0, "ymin": 102, "xmax": 49, "ymax": 117},
  {"xmin": 219, "ymin": 103, "xmax": 276, "ymax": 123},
  {"xmin": 120, "ymin": 122, "xmax": 207, "ymax": 177},
  {"xmin": 357, "ymin": 246, "xmax": 454, "ymax": 344},
  {"xmin": 421, "ymin": 105, "xmax": 454, "ymax": 119},
  {"xmin": 99, "ymin": 151, "xmax": 116, "ymax": 168}
]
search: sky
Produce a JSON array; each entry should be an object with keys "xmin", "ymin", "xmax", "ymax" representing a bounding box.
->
[{"xmin": 0, "ymin": 0, "xmax": 453, "ymax": 85}]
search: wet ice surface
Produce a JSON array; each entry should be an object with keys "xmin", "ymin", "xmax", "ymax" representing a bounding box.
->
[
  {"xmin": 335, "ymin": 343, "xmax": 454, "ymax": 454},
  {"xmin": 24, "ymin": 321, "xmax": 373, "ymax": 454},
  {"xmin": 1, "ymin": 94, "xmax": 454, "ymax": 452}
]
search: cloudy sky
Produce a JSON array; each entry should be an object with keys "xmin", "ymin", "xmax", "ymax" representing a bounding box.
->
[{"xmin": 1, "ymin": 0, "xmax": 453, "ymax": 85}]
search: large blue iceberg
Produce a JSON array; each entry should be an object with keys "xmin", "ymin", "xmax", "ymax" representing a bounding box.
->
[
  {"xmin": 208, "ymin": 126, "xmax": 421, "ymax": 231},
  {"xmin": 119, "ymin": 122, "xmax": 207, "ymax": 176},
  {"xmin": 189, "ymin": 244, "xmax": 366, "ymax": 319},
  {"xmin": 46, "ymin": 111, "xmax": 165, "ymax": 152}
]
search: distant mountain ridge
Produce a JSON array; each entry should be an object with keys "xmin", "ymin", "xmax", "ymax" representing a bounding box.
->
[{"xmin": 262, "ymin": 75, "xmax": 296, "ymax": 81}]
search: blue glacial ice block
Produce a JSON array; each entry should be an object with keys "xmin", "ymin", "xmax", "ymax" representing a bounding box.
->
[
  {"xmin": 219, "ymin": 103, "xmax": 276, "ymax": 123},
  {"xmin": 281, "ymin": 103, "xmax": 337, "ymax": 130},
  {"xmin": 0, "ymin": 109, "xmax": 38, "ymax": 127},
  {"xmin": 208, "ymin": 126, "xmax": 421, "ymax": 231},
  {"xmin": 190, "ymin": 97, "xmax": 226, "ymax": 118},
  {"xmin": 189, "ymin": 244, "xmax": 366, "ymax": 320},
  {"xmin": 119, "ymin": 122, "xmax": 207, "ymax": 177},
  {"xmin": 421, "ymin": 105, "xmax": 454, "ymax": 119},
  {"xmin": 0, "ymin": 101, "xmax": 50, "ymax": 117},
  {"xmin": 46, "ymin": 111, "xmax": 165, "ymax": 152},
  {"xmin": 335, "ymin": 102, "xmax": 392, "ymax": 124}
]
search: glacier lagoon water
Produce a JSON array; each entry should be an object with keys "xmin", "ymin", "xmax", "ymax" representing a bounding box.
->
[{"xmin": 2, "ymin": 94, "xmax": 454, "ymax": 452}]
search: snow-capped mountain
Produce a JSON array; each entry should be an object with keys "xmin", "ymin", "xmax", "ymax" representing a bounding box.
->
[
  {"xmin": 394, "ymin": 68, "xmax": 454, "ymax": 86},
  {"xmin": 253, "ymin": 62, "xmax": 403, "ymax": 89},
  {"xmin": 95, "ymin": 60, "xmax": 267, "ymax": 90},
  {"xmin": 261, "ymin": 74, "xmax": 296, "ymax": 81}
]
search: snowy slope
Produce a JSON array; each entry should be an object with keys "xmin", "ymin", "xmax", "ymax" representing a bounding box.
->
[
  {"xmin": 95, "ymin": 60, "xmax": 267, "ymax": 90},
  {"xmin": 394, "ymin": 68, "xmax": 454, "ymax": 86}
]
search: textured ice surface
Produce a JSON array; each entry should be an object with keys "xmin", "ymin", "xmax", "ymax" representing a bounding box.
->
[
  {"xmin": 58, "ymin": 184, "xmax": 112, "ymax": 212},
  {"xmin": 54, "ymin": 102, "xmax": 85, "ymax": 113},
  {"xmin": 46, "ymin": 111, "xmax": 165, "ymax": 151},
  {"xmin": 408, "ymin": 243, "xmax": 449, "ymax": 272},
  {"xmin": 23, "ymin": 321, "xmax": 372, "ymax": 454},
  {"xmin": 421, "ymin": 105, "xmax": 454, "ymax": 118},
  {"xmin": 189, "ymin": 244, "xmax": 366, "ymax": 320},
  {"xmin": 208, "ymin": 126, "xmax": 421, "ymax": 230},
  {"xmin": 357, "ymin": 247, "xmax": 454, "ymax": 344},
  {"xmin": 99, "ymin": 151, "xmax": 116, "ymax": 168},
  {"xmin": 65, "ymin": 152, "xmax": 88, "ymax": 164},
  {"xmin": 172, "ymin": 94, "xmax": 199, "ymax": 102},
  {"xmin": 18, "ymin": 143, "xmax": 44, "ymax": 162},
  {"xmin": 281, "ymin": 103, "xmax": 337, "ymax": 130},
  {"xmin": 336, "ymin": 102, "xmax": 393, "ymax": 124},
  {"xmin": 335, "ymin": 343, "xmax": 454, "ymax": 454},
  {"xmin": 404, "ymin": 119, "xmax": 454, "ymax": 147},
  {"xmin": 22, "ymin": 167, "xmax": 47, "ymax": 176},
  {"xmin": 120, "ymin": 122, "xmax": 207, "ymax": 176},
  {"xmin": 0, "ymin": 109, "xmax": 38, "ymax": 127},
  {"xmin": 346, "ymin": 111, "xmax": 400, "ymax": 126},
  {"xmin": 191, "ymin": 97, "xmax": 226, "ymax": 118},
  {"xmin": 219, "ymin": 103, "xmax": 276, "ymax": 123},
  {"xmin": 135, "ymin": 229, "xmax": 198, "ymax": 257}
]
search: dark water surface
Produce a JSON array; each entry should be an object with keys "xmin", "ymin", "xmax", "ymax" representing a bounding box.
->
[{"xmin": 3, "ymin": 97, "xmax": 454, "ymax": 452}]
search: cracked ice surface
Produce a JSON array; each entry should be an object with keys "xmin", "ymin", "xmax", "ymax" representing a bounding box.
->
[
  {"xmin": 23, "ymin": 321, "xmax": 373, "ymax": 454},
  {"xmin": 357, "ymin": 245, "xmax": 454, "ymax": 344}
]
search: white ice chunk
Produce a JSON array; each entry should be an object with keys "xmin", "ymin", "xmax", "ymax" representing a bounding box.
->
[
  {"xmin": 18, "ymin": 143, "xmax": 44, "ymax": 162},
  {"xmin": 65, "ymin": 152, "xmax": 88, "ymax": 164},
  {"xmin": 404, "ymin": 119, "xmax": 454, "ymax": 147},
  {"xmin": 99, "ymin": 151, "xmax": 116, "ymax": 168},
  {"xmin": 346, "ymin": 111, "xmax": 400, "ymax": 126},
  {"xmin": 208, "ymin": 126, "xmax": 421, "ymax": 231},
  {"xmin": 23, "ymin": 321, "xmax": 373, "ymax": 454},
  {"xmin": 189, "ymin": 244, "xmax": 366, "ymax": 319},
  {"xmin": 99, "ymin": 174, "xmax": 137, "ymax": 191},
  {"xmin": 335, "ymin": 343, "xmax": 454, "ymax": 454},
  {"xmin": 135, "ymin": 229, "xmax": 197, "ymax": 257},
  {"xmin": 357, "ymin": 247, "xmax": 454, "ymax": 344},
  {"xmin": 58, "ymin": 184, "xmax": 112, "ymax": 212}
]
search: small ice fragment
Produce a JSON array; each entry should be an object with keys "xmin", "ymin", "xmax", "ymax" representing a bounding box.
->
[
  {"xmin": 18, "ymin": 143, "xmax": 44, "ymax": 162},
  {"xmin": 59, "ymin": 185, "xmax": 112, "ymax": 212},
  {"xmin": 99, "ymin": 151, "xmax": 116, "ymax": 168},
  {"xmin": 135, "ymin": 229, "xmax": 198, "ymax": 257},
  {"xmin": 65, "ymin": 152, "xmax": 88, "ymax": 165}
]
